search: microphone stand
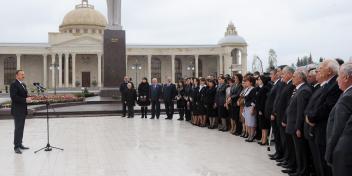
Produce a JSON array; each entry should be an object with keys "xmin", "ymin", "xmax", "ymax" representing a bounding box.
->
[{"xmin": 34, "ymin": 85, "xmax": 64, "ymax": 153}]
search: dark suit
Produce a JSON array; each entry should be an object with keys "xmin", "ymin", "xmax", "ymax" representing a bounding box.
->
[
  {"xmin": 305, "ymin": 76, "xmax": 341, "ymax": 176},
  {"xmin": 230, "ymin": 84, "xmax": 243, "ymax": 133},
  {"xmin": 274, "ymin": 80, "xmax": 296, "ymax": 166},
  {"xmin": 271, "ymin": 79, "xmax": 286, "ymax": 157},
  {"xmin": 286, "ymin": 83, "xmax": 312, "ymax": 175},
  {"xmin": 266, "ymin": 79, "xmax": 283, "ymax": 156},
  {"xmin": 10, "ymin": 80, "xmax": 28, "ymax": 149},
  {"xmin": 150, "ymin": 84, "xmax": 162, "ymax": 119},
  {"xmin": 326, "ymin": 87, "xmax": 352, "ymax": 175},
  {"xmin": 162, "ymin": 83, "xmax": 177, "ymax": 119},
  {"xmin": 215, "ymin": 84, "xmax": 228, "ymax": 118},
  {"xmin": 332, "ymin": 114, "xmax": 352, "ymax": 176},
  {"xmin": 120, "ymin": 81, "xmax": 133, "ymax": 116}
]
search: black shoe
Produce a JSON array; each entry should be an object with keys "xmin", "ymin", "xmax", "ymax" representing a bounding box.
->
[
  {"xmin": 268, "ymin": 153, "xmax": 277, "ymax": 158},
  {"xmin": 277, "ymin": 161, "xmax": 288, "ymax": 166},
  {"xmin": 165, "ymin": 117, "xmax": 172, "ymax": 120},
  {"xmin": 121, "ymin": 115, "xmax": 126, "ymax": 118},
  {"xmin": 282, "ymin": 169, "xmax": 296, "ymax": 174},
  {"xmin": 157, "ymin": 116, "xmax": 159, "ymax": 119},
  {"xmin": 177, "ymin": 118, "xmax": 184, "ymax": 121},
  {"xmin": 276, "ymin": 157, "xmax": 287, "ymax": 162},
  {"xmin": 150, "ymin": 117, "xmax": 155, "ymax": 119},
  {"xmin": 289, "ymin": 172, "xmax": 300, "ymax": 176},
  {"xmin": 14, "ymin": 148, "xmax": 22, "ymax": 154},
  {"xmin": 19, "ymin": 145, "xmax": 29, "ymax": 150},
  {"xmin": 245, "ymin": 137, "xmax": 255, "ymax": 142}
]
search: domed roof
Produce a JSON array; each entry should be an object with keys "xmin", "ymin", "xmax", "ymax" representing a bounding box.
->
[
  {"xmin": 218, "ymin": 22, "xmax": 247, "ymax": 46},
  {"xmin": 60, "ymin": 1, "xmax": 107, "ymax": 29}
]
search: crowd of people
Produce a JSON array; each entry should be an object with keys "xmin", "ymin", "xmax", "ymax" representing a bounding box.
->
[{"xmin": 119, "ymin": 58, "xmax": 352, "ymax": 176}]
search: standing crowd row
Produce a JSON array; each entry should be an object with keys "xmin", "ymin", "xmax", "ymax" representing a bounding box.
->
[{"xmin": 119, "ymin": 58, "xmax": 352, "ymax": 176}]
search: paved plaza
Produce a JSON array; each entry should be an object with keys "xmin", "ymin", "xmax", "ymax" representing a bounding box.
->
[{"xmin": 0, "ymin": 116, "xmax": 284, "ymax": 176}]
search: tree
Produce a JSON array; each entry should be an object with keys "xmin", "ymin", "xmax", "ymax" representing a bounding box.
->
[
  {"xmin": 296, "ymin": 57, "xmax": 302, "ymax": 67},
  {"xmin": 267, "ymin": 49, "xmax": 277, "ymax": 72},
  {"xmin": 307, "ymin": 53, "xmax": 314, "ymax": 64}
]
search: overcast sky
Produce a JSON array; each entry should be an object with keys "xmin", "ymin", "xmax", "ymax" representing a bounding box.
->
[{"xmin": 0, "ymin": 0, "xmax": 351, "ymax": 69}]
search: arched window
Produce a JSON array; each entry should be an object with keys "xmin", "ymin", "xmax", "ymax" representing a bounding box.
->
[
  {"xmin": 175, "ymin": 58, "xmax": 182, "ymax": 81},
  {"xmin": 151, "ymin": 58, "xmax": 161, "ymax": 82},
  {"xmin": 231, "ymin": 49, "xmax": 240, "ymax": 64},
  {"xmin": 198, "ymin": 59, "xmax": 203, "ymax": 77},
  {"xmin": 4, "ymin": 57, "xmax": 16, "ymax": 85}
]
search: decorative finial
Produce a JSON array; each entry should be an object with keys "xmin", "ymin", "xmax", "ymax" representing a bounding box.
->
[
  {"xmin": 225, "ymin": 21, "xmax": 238, "ymax": 36},
  {"xmin": 76, "ymin": 0, "xmax": 94, "ymax": 9}
]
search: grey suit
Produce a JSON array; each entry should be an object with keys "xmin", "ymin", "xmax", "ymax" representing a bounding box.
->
[{"xmin": 326, "ymin": 87, "xmax": 352, "ymax": 173}]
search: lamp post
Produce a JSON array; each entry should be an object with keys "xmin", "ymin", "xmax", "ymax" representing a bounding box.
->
[
  {"xmin": 131, "ymin": 60, "xmax": 142, "ymax": 86},
  {"xmin": 49, "ymin": 63, "xmax": 60, "ymax": 95},
  {"xmin": 187, "ymin": 62, "xmax": 195, "ymax": 78}
]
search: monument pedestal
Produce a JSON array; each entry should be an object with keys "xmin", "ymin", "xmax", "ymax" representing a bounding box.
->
[{"xmin": 100, "ymin": 29, "xmax": 126, "ymax": 97}]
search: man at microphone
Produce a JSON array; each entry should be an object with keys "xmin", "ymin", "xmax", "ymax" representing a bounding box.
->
[{"xmin": 10, "ymin": 70, "xmax": 31, "ymax": 154}]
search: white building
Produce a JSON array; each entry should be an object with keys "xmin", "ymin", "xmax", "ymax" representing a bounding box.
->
[{"xmin": 0, "ymin": 1, "xmax": 247, "ymax": 90}]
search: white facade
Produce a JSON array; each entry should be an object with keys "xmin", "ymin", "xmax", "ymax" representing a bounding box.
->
[{"xmin": 0, "ymin": 1, "xmax": 247, "ymax": 90}]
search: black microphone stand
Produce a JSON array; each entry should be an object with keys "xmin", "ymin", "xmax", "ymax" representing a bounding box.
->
[{"xmin": 34, "ymin": 84, "xmax": 64, "ymax": 153}]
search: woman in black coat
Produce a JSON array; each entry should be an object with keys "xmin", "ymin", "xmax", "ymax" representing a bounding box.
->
[
  {"xmin": 191, "ymin": 78, "xmax": 200, "ymax": 125},
  {"xmin": 125, "ymin": 83, "xmax": 137, "ymax": 118},
  {"xmin": 198, "ymin": 78, "xmax": 208, "ymax": 127},
  {"xmin": 176, "ymin": 80, "xmax": 186, "ymax": 121},
  {"xmin": 137, "ymin": 78, "xmax": 150, "ymax": 119},
  {"xmin": 255, "ymin": 75, "xmax": 271, "ymax": 145},
  {"xmin": 206, "ymin": 80, "xmax": 217, "ymax": 129}
]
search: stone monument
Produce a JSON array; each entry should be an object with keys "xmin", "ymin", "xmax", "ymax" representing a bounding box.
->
[{"xmin": 100, "ymin": 0, "xmax": 126, "ymax": 97}]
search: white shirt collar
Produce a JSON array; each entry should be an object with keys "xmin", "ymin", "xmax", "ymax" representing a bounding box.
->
[
  {"xmin": 17, "ymin": 79, "xmax": 23, "ymax": 84},
  {"xmin": 287, "ymin": 79, "xmax": 292, "ymax": 84},
  {"xmin": 344, "ymin": 85, "xmax": 352, "ymax": 94},
  {"xmin": 295, "ymin": 82, "xmax": 304, "ymax": 90},
  {"xmin": 273, "ymin": 79, "xmax": 279, "ymax": 85},
  {"xmin": 321, "ymin": 75, "xmax": 336, "ymax": 87}
]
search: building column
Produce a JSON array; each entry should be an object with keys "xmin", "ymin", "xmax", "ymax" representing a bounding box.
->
[
  {"xmin": 171, "ymin": 55, "xmax": 175, "ymax": 83},
  {"xmin": 51, "ymin": 54, "xmax": 56, "ymax": 88},
  {"xmin": 59, "ymin": 53, "xmax": 63, "ymax": 87},
  {"xmin": 72, "ymin": 53, "xmax": 76, "ymax": 87},
  {"xmin": 97, "ymin": 53, "xmax": 102, "ymax": 87},
  {"xmin": 147, "ymin": 55, "xmax": 152, "ymax": 81},
  {"xmin": 65, "ymin": 53, "xmax": 69, "ymax": 87},
  {"xmin": 16, "ymin": 54, "xmax": 21, "ymax": 70},
  {"xmin": 43, "ymin": 54, "xmax": 48, "ymax": 87},
  {"xmin": 241, "ymin": 50, "xmax": 248, "ymax": 74},
  {"xmin": 195, "ymin": 55, "xmax": 199, "ymax": 78},
  {"xmin": 219, "ymin": 54, "xmax": 224, "ymax": 75}
]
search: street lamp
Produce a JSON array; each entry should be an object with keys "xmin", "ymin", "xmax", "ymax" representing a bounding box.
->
[
  {"xmin": 187, "ymin": 63, "xmax": 195, "ymax": 77},
  {"xmin": 131, "ymin": 60, "xmax": 142, "ymax": 86},
  {"xmin": 49, "ymin": 63, "xmax": 60, "ymax": 95}
]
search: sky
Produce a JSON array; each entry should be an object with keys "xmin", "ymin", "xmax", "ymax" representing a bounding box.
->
[{"xmin": 0, "ymin": 0, "xmax": 351, "ymax": 70}]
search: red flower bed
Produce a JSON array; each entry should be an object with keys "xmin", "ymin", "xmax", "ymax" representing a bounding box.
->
[{"xmin": 28, "ymin": 95, "xmax": 84, "ymax": 105}]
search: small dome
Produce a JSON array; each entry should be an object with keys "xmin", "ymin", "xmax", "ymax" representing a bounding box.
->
[
  {"xmin": 59, "ymin": 1, "xmax": 107, "ymax": 32},
  {"xmin": 218, "ymin": 22, "xmax": 247, "ymax": 46}
]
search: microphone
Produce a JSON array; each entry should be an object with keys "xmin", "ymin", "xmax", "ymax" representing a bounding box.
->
[{"xmin": 33, "ymin": 82, "xmax": 46, "ymax": 90}]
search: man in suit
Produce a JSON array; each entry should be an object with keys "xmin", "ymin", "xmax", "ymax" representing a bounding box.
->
[
  {"xmin": 150, "ymin": 78, "xmax": 162, "ymax": 119},
  {"xmin": 305, "ymin": 59, "xmax": 341, "ymax": 176},
  {"xmin": 284, "ymin": 70, "xmax": 312, "ymax": 176},
  {"xmin": 326, "ymin": 63, "xmax": 352, "ymax": 176},
  {"xmin": 10, "ymin": 70, "xmax": 32, "ymax": 154},
  {"xmin": 273, "ymin": 66, "xmax": 297, "ymax": 174},
  {"xmin": 266, "ymin": 68, "xmax": 283, "ymax": 160},
  {"xmin": 163, "ymin": 77, "xmax": 177, "ymax": 120},
  {"xmin": 120, "ymin": 76, "xmax": 133, "ymax": 117}
]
